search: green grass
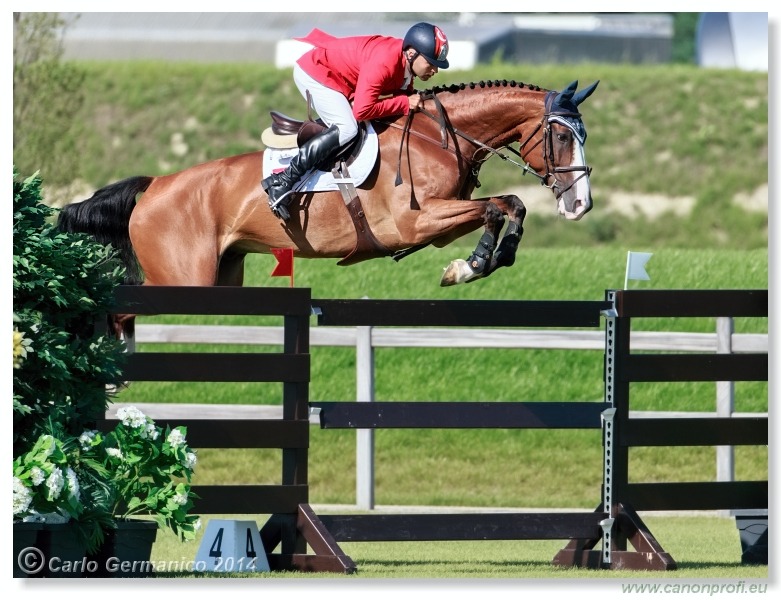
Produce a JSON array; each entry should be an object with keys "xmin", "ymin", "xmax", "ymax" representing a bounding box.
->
[
  {"xmin": 148, "ymin": 514, "xmax": 768, "ymax": 580},
  {"xmin": 102, "ymin": 246, "xmax": 769, "ymax": 579}
]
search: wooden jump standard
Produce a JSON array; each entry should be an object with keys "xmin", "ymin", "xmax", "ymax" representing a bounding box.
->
[
  {"xmin": 309, "ymin": 297, "xmax": 612, "ymax": 570},
  {"xmin": 104, "ymin": 286, "xmax": 357, "ymax": 573},
  {"xmin": 551, "ymin": 289, "xmax": 768, "ymax": 570}
]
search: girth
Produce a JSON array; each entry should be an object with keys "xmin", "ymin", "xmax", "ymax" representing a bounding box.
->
[{"xmin": 331, "ymin": 161, "xmax": 392, "ymax": 266}]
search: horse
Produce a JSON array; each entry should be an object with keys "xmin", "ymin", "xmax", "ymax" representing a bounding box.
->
[{"xmin": 57, "ymin": 78, "xmax": 599, "ymax": 339}]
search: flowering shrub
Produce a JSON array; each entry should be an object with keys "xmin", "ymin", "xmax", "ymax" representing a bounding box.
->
[
  {"xmin": 13, "ymin": 431, "xmax": 113, "ymax": 553},
  {"xmin": 98, "ymin": 406, "xmax": 200, "ymax": 541},
  {"xmin": 12, "ymin": 317, "xmax": 34, "ymax": 418},
  {"xmin": 13, "ymin": 434, "xmax": 82, "ymax": 520},
  {"xmin": 13, "ymin": 168, "xmax": 126, "ymax": 454},
  {"xmin": 12, "ymin": 169, "xmax": 199, "ymax": 551}
]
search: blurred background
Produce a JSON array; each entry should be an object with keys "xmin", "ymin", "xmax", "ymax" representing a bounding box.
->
[
  {"xmin": 51, "ymin": 12, "xmax": 768, "ymax": 70},
  {"xmin": 12, "ymin": 12, "xmax": 769, "ymax": 251}
]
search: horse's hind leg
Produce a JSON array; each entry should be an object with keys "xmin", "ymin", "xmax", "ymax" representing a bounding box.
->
[
  {"xmin": 440, "ymin": 202, "xmax": 505, "ymax": 286},
  {"xmin": 216, "ymin": 250, "xmax": 246, "ymax": 286}
]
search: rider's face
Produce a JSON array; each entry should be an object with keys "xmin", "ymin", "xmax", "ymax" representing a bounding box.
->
[{"xmin": 410, "ymin": 54, "xmax": 438, "ymax": 81}]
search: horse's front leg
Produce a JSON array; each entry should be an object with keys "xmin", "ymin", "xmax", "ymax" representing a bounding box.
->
[
  {"xmin": 440, "ymin": 202, "xmax": 505, "ymax": 286},
  {"xmin": 487, "ymin": 194, "xmax": 526, "ymax": 274}
]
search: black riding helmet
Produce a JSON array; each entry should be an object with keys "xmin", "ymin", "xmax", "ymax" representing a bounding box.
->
[{"xmin": 403, "ymin": 22, "xmax": 449, "ymax": 69}]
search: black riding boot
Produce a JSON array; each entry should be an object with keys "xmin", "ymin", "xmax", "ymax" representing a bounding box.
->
[{"xmin": 262, "ymin": 124, "xmax": 342, "ymax": 221}]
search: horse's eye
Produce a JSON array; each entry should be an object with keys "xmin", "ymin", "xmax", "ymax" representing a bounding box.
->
[{"xmin": 556, "ymin": 132, "xmax": 569, "ymax": 143}]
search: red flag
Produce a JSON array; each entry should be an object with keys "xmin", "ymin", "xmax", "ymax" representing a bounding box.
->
[{"xmin": 271, "ymin": 248, "xmax": 294, "ymax": 286}]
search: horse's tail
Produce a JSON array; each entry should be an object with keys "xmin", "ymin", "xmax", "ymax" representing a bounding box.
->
[{"xmin": 57, "ymin": 175, "xmax": 154, "ymax": 286}]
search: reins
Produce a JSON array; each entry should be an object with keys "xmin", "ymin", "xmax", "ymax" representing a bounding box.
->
[{"xmin": 388, "ymin": 89, "xmax": 592, "ymax": 198}]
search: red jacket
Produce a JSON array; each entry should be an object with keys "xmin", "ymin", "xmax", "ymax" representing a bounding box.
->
[{"xmin": 295, "ymin": 29, "xmax": 413, "ymax": 121}]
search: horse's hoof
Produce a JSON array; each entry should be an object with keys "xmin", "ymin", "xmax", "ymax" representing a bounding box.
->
[
  {"xmin": 440, "ymin": 259, "xmax": 479, "ymax": 286},
  {"xmin": 440, "ymin": 269, "xmax": 457, "ymax": 287},
  {"xmin": 440, "ymin": 260, "xmax": 463, "ymax": 286}
]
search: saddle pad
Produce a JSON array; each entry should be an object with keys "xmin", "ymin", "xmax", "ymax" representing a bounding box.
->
[{"xmin": 262, "ymin": 122, "xmax": 378, "ymax": 193}]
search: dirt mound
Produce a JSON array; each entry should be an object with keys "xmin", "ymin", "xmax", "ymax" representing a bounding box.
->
[{"xmin": 503, "ymin": 184, "xmax": 767, "ymax": 219}]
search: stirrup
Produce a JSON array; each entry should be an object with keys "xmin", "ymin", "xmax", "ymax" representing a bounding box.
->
[
  {"xmin": 266, "ymin": 186, "xmax": 295, "ymax": 221},
  {"xmin": 267, "ymin": 188, "xmax": 295, "ymax": 211}
]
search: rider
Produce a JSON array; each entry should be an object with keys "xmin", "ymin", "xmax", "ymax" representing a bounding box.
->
[{"xmin": 262, "ymin": 22, "xmax": 450, "ymax": 222}]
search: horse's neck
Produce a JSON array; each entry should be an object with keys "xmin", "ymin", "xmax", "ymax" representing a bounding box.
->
[{"xmin": 440, "ymin": 88, "xmax": 546, "ymax": 147}]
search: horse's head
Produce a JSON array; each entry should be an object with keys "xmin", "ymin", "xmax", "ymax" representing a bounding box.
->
[
  {"xmin": 435, "ymin": 79, "xmax": 599, "ymax": 221},
  {"xmin": 537, "ymin": 80, "xmax": 599, "ymax": 221}
]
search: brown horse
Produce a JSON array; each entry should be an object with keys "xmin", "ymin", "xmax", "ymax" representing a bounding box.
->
[{"xmin": 58, "ymin": 78, "xmax": 598, "ymax": 337}]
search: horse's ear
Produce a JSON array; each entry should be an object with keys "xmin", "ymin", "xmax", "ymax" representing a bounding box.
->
[
  {"xmin": 572, "ymin": 80, "xmax": 599, "ymax": 106},
  {"xmin": 555, "ymin": 80, "xmax": 579, "ymax": 105}
]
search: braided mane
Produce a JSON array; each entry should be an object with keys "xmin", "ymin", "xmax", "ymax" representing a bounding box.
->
[{"xmin": 422, "ymin": 80, "xmax": 550, "ymax": 95}]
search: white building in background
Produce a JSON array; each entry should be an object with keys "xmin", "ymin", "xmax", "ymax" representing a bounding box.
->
[
  {"xmin": 57, "ymin": 12, "xmax": 674, "ymax": 68},
  {"xmin": 696, "ymin": 12, "xmax": 768, "ymax": 72}
]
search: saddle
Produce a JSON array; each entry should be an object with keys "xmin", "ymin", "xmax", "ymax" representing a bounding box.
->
[
  {"xmin": 268, "ymin": 111, "xmax": 323, "ymax": 145},
  {"xmin": 266, "ymin": 111, "xmax": 368, "ymax": 169},
  {"xmin": 262, "ymin": 99, "xmax": 389, "ymax": 266}
]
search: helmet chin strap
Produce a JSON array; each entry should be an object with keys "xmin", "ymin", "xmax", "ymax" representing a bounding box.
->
[{"xmin": 406, "ymin": 49, "xmax": 420, "ymax": 69}]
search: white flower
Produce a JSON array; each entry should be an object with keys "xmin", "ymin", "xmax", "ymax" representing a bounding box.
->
[
  {"xmin": 167, "ymin": 429, "xmax": 186, "ymax": 448},
  {"xmin": 30, "ymin": 466, "xmax": 45, "ymax": 486},
  {"xmin": 145, "ymin": 423, "xmax": 159, "ymax": 440},
  {"xmin": 79, "ymin": 430, "xmax": 97, "ymax": 450},
  {"xmin": 193, "ymin": 518, "xmax": 202, "ymax": 532},
  {"xmin": 173, "ymin": 490, "xmax": 189, "ymax": 506},
  {"xmin": 65, "ymin": 467, "xmax": 80, "ymax": 502},
  {"xmin": 183, "ymin": 452, "xmax": 197, "ymax": 470},
  {"xmin": 46, "ymin": 467, "xmax": 64, "ymax": 500},
  {"xmin": 106, "ymin": 447, "xmax": 124, "ymax": 460},
  {"xmin": 116, "ymin": 406, "xmax": 147, "ymax": 428},
  {"xmin": 13, "ymin": 477, "xmax": 32, "ymax": 515}
]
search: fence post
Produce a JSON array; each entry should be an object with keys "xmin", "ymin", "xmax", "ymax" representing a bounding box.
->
[
  {"xmin": 716, "ymin": 316, "xmax": 735, "ymax": 483},
  {"xmin": 355, "ymin": 324, "xmax": 375, "ymax": 510}
]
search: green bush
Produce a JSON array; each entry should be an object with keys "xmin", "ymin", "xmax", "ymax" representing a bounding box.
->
[{"xmin": 12, "ymin": 167, "xmax": 126, "ymax": 455}]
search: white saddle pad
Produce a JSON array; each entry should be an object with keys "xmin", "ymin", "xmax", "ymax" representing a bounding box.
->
[{"xmin": 261, "ymin": 122, "xmax": 378, "ymax": 192}]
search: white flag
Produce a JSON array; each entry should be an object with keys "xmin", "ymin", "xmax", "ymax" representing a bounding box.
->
[{"xmin": 624, "ymin": 251, "xmax": 652, "ymax": 289}]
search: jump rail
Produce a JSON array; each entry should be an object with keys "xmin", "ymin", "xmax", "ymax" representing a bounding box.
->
[
  {"xmin": 295, "ymin": 297, "xmax": 615, "ymax": 570},
  {"xmin": 309, "ymin": 290, "xmax": 767, "ymax": 571},
  {"xmin": 99, "ymin": 286, "xmax": 767, "ymax": 573},
  {"xmin": 132, "ymin": 317, "xmax": 767, "ymax": 508}
]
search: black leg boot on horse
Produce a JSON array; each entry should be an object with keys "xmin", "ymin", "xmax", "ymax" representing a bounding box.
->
[{"xmin": 262, "ymin": 124, "xmax": 342, "ymax": 221}]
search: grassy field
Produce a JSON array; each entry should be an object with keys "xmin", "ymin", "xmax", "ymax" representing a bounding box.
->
[
  {"xmin": 61, "ymin": 62, "xmax": 770, "ymax": 204},
  {"xmin": 146, "ymin": 513, "xmax": 768, "ymax": 581}
]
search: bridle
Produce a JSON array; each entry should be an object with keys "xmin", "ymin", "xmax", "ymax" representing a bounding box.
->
[{"xmin": 391, "ymin": 89, "xmax": 592, "ymax": 199}]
